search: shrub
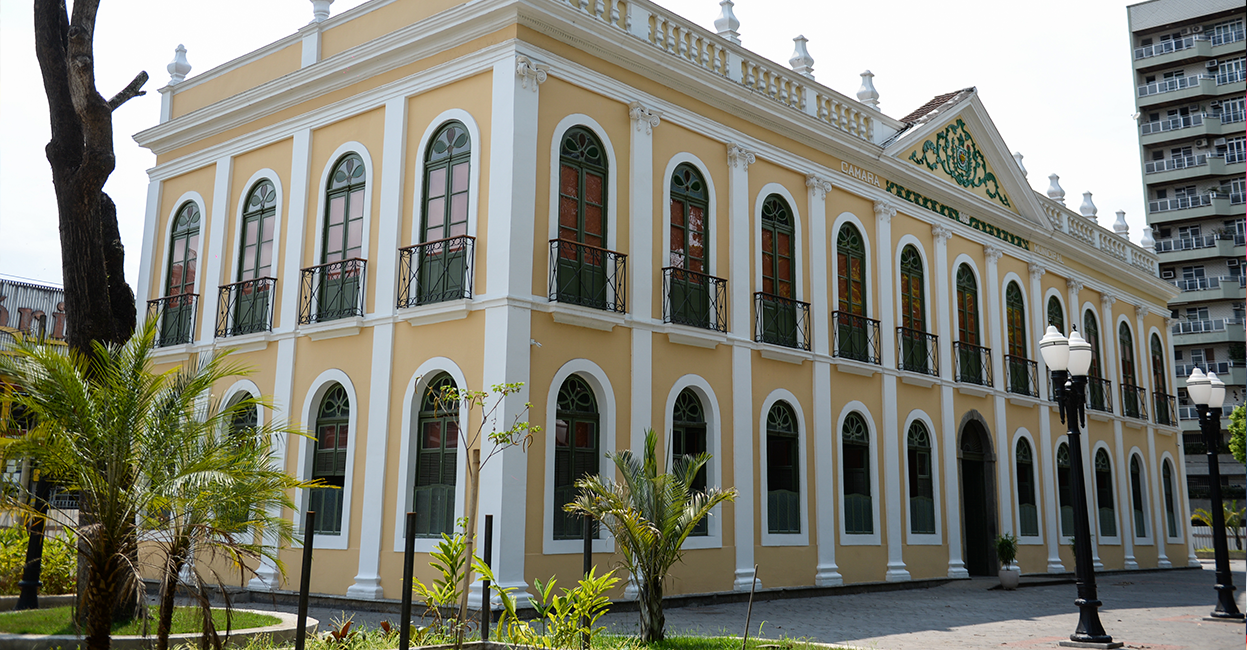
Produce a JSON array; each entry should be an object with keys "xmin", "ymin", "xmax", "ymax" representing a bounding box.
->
[{"xmin": 0, "ymin": 526, "xmax": 76, "ymax": 596}]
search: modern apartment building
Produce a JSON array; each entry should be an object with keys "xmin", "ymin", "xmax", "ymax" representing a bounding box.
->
[{"xmin": 1128, "ymin": 0, "xmax": 1247, "ymax": 513}]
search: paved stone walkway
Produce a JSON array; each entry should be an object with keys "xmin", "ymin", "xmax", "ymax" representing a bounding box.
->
[{"xmin": 599, "ymin": 560, "xmax": 1246, "ymax": 650}]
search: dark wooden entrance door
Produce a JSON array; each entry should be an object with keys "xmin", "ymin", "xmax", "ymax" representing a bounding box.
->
[{"xmin": 961, "ymin": 421, "xmax": 995, "ymax": 576}]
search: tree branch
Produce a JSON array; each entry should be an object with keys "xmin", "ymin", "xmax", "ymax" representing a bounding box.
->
[{"xmin": 108, "ymin": 71, "xmax": 148, "ymax": 111}]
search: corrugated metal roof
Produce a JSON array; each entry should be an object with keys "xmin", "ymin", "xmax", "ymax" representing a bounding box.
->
[{"xmin": 1127, "ymin": 0, "xmax": 1243, "ymax": 32}]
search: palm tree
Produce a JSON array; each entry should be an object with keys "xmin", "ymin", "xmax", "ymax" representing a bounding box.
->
[
  {"xmin": 1194, "ymin": 500, "xmax": 1245, "ymax": 551},
  {"xmin": 565, "ymin": 428, "xmax": 736, "ymax": 642},
  {"xmin": 0, "ymin": 323, "xmax": 313, "ymax": 650}
]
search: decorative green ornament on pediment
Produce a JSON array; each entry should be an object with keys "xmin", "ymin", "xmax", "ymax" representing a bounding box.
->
[{"xmin": 908, "ymin": 118, "xmax": 1011, "ymax": 208}]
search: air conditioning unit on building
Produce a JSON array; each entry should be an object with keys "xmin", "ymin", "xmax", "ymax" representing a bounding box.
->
[
  {"xmin": 1229, "ymin": 259, "xmax": 1241, "ymax": 268},
  {"xmin": 1206, "ymin": 59, "xmax": 1219, "ymax": 69},
  {"xmin": 1210, "ymin": 100, "xmax": 1222, "ymax": 108},
  {"xmin": 1162, "ymin": 269, "xmax": 1176, "ymax": 279},
  {"xmin": 1195, "ymin": 138, "xmax": 1208, "ymax": 148},
  {"xmin": 1181, "ymin": 27, "xmax": 1192, "ymax": 35},
  {"xmin": 1214, "ymin": 137, "xmax": 1227, "ymax": 146},
  {"xmin": 1192, "ymin": 25, "xmax": 1204, "ymax": 33}
]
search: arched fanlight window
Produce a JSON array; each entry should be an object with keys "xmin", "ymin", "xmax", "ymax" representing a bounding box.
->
[
  {"xmin": 1083, "ymin": 311, "xmax": 1102, "ymax": 378},
  {"xmin": 669, "ymin": 164, "xmax": 708, "ymax": 273},
  {"xmin": 955, "ymin": 265, "xmax": 980, "ymax": 345},
  {"xmin": 766, "ymin": 401, "xmax": 799, "ymax": 534},
  {"xmin": 836, "ymin": 224, "xmax": 866, "ymax": 316},
  {"xmin": 672, "ymin": 388, "xmax": 708, "ymax": 536},
  {"xmin": 324, "ymin": 154, "xmax": 366, "ymax": 264},
  {"xmin": 899, "ymin": 246, "xmax": 928, "ymax": 374},
  {"xmin": 310, "ymin": 384, "xmax": 350, "ymax": 535},
  {"xmin": 1047, "ymin": 295, "xmax": 1064, "ymax": 332},
  {"xmin": 421, "ymin": 121, "xmax": 471, "ymax": 244},
  {"xmin": 558, "ymin": 127, "xmax": 608, "ymax": 249},
  {"xmin": 1162, "ymin": 460, "xmax": 1178, "ymax": 538},
  {"xmin": 906, "ymin": 421, "xmax": 934, "ymax": 535},
  {"xmin": 1094, "ymin": 449, "xmax": 1117, "ymax": 538},
  {"xmin": 235, "ymin": 181, "xmax": 276, "ymax": 334},
  {"xmin": 1006, "ymin": 282, "xmax": 1026, "ymax": 357},
  {"xmin": 760, "ymin": 195, "xmax": 795, "ymax": 298},
  {"xmin": 843, "ymin": 413, "xmax": 872, "ymax": 535},
  {"xmin": 1130, "ymin": 455, "xmax": 1147, "ymax": 538},
  {"xmin": 1016, "ymin": 438, "xmax": 1039, "ymax": 537},
  {"xmin": 227, "ymin": 394, "xmax": 258, "ymax": 439},
  {"xmin": 162, "ymin": 202, "xmax": 201, "ymax": 344},
  {"xmin": 1057, "ymin": 443, "xmax": 1073, "ymax": 537},
  {"xmin": 1119, "ymin": 323, "xmax": 1137, "ymax": 385},
  {"xmin": 554, "ymin": 375, "xmax": 599, "ymax": 540},
  {"xmin": 1150, "ymin": 334, "xmax": 1167, "ymax": 394},
  {"xmin": 414, "ymin": 373, "xmax": 459, "ymax": 537}
]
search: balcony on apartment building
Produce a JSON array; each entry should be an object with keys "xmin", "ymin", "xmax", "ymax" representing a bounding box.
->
[
  {"xmin": 1175, "ymin": 360, "xmax": 1247, "ymax": 389},
  {"xmin": 1169, "ymin": 275, "xmax": 1247, "ymax": 303},
  {"xmin": 1153, "ymin": 231, "xmax": 1246, "ymax": 259},
  {"xmin": 1144, "ymin": 152, "xmax": 1246, "ymax": 184},
  {"xmin": 1133, "ymin": 28, "xmax": 1246, "ymax": 72},
  {"xmin": 1139, "ymin": 110, "xmax": 1247, "ymax": 147},
  {"xmin": 1136, "ymin": 68, "xmax": 1245, "ymax": 109}
]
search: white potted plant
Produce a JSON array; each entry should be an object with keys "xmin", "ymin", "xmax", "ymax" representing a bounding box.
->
[{"xmin": 996, "ymin": 533, "xmax": 1020, "ymax": 590}]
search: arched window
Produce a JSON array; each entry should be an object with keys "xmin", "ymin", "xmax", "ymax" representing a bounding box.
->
[
  {"xmin": 1083, "ymin": 311, "xmax": 1107, "ymax": 411},
  {"xmin": 1005, "ymin": 282, "xmax": 1030, "ymax": 394},
  {"xmin": 162, "ymin": 201, "xmax": 201, "ymax": 344},
  {"xmin": 766, "ymin": 402, "xmax": 800, "ymax": 534},
  {"xmin": 318, "ymin": 154, "xmax": 366, "ymax": 320},
  {"xmin": 672, "ymin": 389, "xmax": 708, "ymax": 536},
  {"xmin": 955, "ymin": 265, "xmax": 984, "ymax": 384},
  {"xmin": 1016, "ymin": 438, "xmax": 1039, "ymax": 537},
  {"xmin": 835, "ymin": 224, "xmax": 870, "ymax": 361},
  {"xmin": 906, "ymin": 421, "xmax": 934, "ymax": 535},
  {"xmin": 899, "ymin": 246, "xmax": 927, "ymax": 373},
  {"xmin": 554, "ymin": 375, "xmax": 599, "ymax": 539},
  {"xmin": 1130, "ymin": 455, "xmax": 1147, "ymax": 538},
  {"xmin": 1094, "ymin": 449, "xmax": 1117, "ymax": 538},
  {"xmin": 758, "ymin": 195, "xmax": 799, "ymax": 347},
  {"xmin": 667, "ymin": 165, "xmax": 711, "ymax": 328},
  {"xmin": 415, "ymin": 374, "xmax": 459, "ymax": 537},
  {"xmin": 1151, "ymin": 334, "xmax": 1172, "ymax": 425},
  {"xmin": 1047, "ymin": 295, "xmax": 1064, "ymax": 332},
  {"xmin": 234, "ymin": 181, "xmax": 276, "ymax": 335},
  {"xmin": 1057, "ymin": 443, "xmax": 1073, "ymax": 536},
  {"xmin": 843, "ymin": 413, "xmax": 872, "ymax": 535},
  {"xmin": 1120, "ymin": 323, "xmax": 1141, "ymax": 417},
  {"xmin": 227, "ymin": 395, "xmax": 258, "ymax": 439},
  {"xmin": 415, "ymin": 122, "xmax": 472, "ymax": 304},
  {"xmin": 1162, "ymin": 460, "xmax": 1178, "ymax": 538},
  {"xmin": 554, "ymin": 127, "xmax": 610, "ymax": 308},
  {"xmin": 311, "ymin": 384, "xmax": 350, "ymax": 535}
]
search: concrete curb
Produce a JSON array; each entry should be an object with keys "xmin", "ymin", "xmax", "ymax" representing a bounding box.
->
[{"xmin": 0, "ymin": 608, "xmax": 317, "ymax": 650}]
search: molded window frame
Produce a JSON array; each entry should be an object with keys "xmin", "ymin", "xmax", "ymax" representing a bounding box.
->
[
  {"xmin": 662, "ymin": 375, "xmax": 725, "ymax": 550},
  {"xmin": 837, "ymin": 404, "xmax": 881, "ymax": 546},
  {"xmin": 902, "ymin": 411, "xmax": 942, "ymax": 545},
  {"xmin": 759, "ymin": 390, "xmax": 809, "ymax": 547}
]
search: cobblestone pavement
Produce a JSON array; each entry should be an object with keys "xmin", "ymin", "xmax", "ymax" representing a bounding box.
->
[{"xmin": 599, "ymin": 560, "xmax": 1246, "ymax": 650}]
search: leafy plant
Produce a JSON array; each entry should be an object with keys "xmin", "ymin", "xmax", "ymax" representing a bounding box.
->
[
  {"xmin": 995, "ymin": 533, "xmax": 1018, "ymax": 568},
  {"xmin": 477, "ymin": 561, "xmax": 618, "ymax": 648},
  {"xmin": 1229, "ymin": 405, "xmax": 1245, "ymax": 465},
  {"xmin": 410, "ymin": 528, "xmax": 470, "ymax": 637},
  {"xmin": 0, "ymin": 527, "xmax": 76, "ymax": 596},
  {"xmin": 1193, "ymin": 500, "xmax": 1246, "ymax": 551}
]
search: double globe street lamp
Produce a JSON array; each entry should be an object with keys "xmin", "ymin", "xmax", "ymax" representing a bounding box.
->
[
  {"xmin": 1185, "ymin": 368, "xmax": 1244, "ymax": 620},
  {"xmin": 1039, "ymin": 326, "xmax": 1120, "ymax": 647}
]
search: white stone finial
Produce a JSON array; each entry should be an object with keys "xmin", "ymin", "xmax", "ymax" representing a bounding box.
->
[
  {"xmin": 1046, "ymin": 174, "xmax": 1065, "ymax": 205},
  {"xmin": 167, "ymin": 44, "xmax": 191, "ymax": 84},
  {"xmin": 1113, "ymin": 210, "xmax": 1129, "ymax": 236},
  {"xmin": 1013, "ymin": 152, "xmax": 1027, "ymax": 178},
  {"xmin": 311, "ymin": 0, "xmax": 334, "ymax": 23},
  {"xmin": 714, "ymin": 0, "xmax": 740, "ymax": 44},
  {"xmin": 857, "ymin": 70, "xmax": 879, "ymax": 108},
  {"xmin": 1079, "ymin": 191, "xmax": 1097, "ymax": 221},
  {"xmin": 790, "ymin": 35, "xmax": 814, "ymax": 79},
  {"xmin": 1140, "ymin": 225, "xmax": 1155, "ymax": 250}
]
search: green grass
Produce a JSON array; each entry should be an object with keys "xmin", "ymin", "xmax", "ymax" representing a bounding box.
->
[{"xmin": 0, "ymin": 605, "xmax": 280, "ymax": 636}]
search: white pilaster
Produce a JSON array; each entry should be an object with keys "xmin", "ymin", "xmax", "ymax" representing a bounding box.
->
[
  {"xmin": 932, "ymin": 225, "xmax": 966, "ymax": 577},
  {"xmin": 278, "ymin": 129, "xmax": 313, "ymax": 334},
  {"xmin": 136, "ymin": 179, "xmax": 164, "ymax": 319},
  {"xmin": 983, "ymin": 246, "xmax": 1012, "ymax": 539},
  {"xmin": 727, "ymin": 142, "xmax": 756, "ymax": 591},
  {"xmin": 807, "ymin": 175, "xmax": 840, "ymax": 586},
  {"xmin": 873, "ymin": 201, "xmax": 907, "ymax": 581},
  {"xmin": 629, "ymin": 101, "xmax": 659, "ymax": 453},
  {"xmin": 1100, "ymin": 294, "xmax": 1132, "ymax": 570},
  {"xmin": 300, "ymin": 22, "xmax": 323, "ymax": 68},
  {"xmin": 1139, "ymin": 306, "xmax": 1169, "ymax": 568},
  {"xmin": 199, "ymin": 157, "xmax": 233, "ymax": 346},
  {"xmin": 1030, "ymin": 264, "xmax": 1064, "ymax": 573},
  {"xmin": 1067, "ymin": 279, "xmax": 1100, "ymax": 567}
]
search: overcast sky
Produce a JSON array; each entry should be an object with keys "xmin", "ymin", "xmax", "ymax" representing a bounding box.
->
[{"xmin": 0, "ymin": 0, "xmax": 1149, "ymax": 288}]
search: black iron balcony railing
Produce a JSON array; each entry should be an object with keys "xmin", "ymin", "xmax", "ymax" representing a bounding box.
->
[
  {"xmin": 548, "ymin": 239, "xmax": 627, "ymax": 313},
  {"xmin": 1086, "ymin": 376, "xmax": 1113, "ymax": 413},
  {"xmin": 1153, "ymin": 392, "xmax": 1178, "ymax": 426},
  {"xmin": 397, "ymin": 236, "xmax": 475, "ymax": 308},
  {"xmin": 897, "ymin": 327, "xmax": 938, "ymax": 377},
  {"xmin": 753, "ymin": 292, "xmax": 811, "ymax": 351},
  {"xmin": 298, "ymin": 258, "xmax": 367, "ymax": 324},
  {"xmin": 147, "ymin": 294, "xmax": 198, "ymax": 348},
  {"xmin": 216, "ymin": 277, "xmax": 276, "ymax": 338},
  {"xmin": 662, "ymin": 267, "xmax": 727, "ymax": 332},
  {"xmin": 1004, "ymin": 355, "xmax": 1038, "ymax": 397},
  {"xmin": 832, "ymin": 311, "xmax": 881, "ymax": 365},
  {"xmin": 1120, "ymin": 384, "xmax": 1148, "ymax": 420},
  {"xmin": 953, "ymin": 341, "xmax": 992, "ymax": 387}
]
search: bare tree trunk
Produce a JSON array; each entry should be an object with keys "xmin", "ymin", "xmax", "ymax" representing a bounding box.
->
[
  {"xmin": 156, "ymin": 545, "xmax": 188, "ymax": 650},
  {"xmin": 638, "ymin": 575, "xmax": 665, "ymax": 643},
  {"xmin": 455, "ymin": 450, "xmax": 481, "ymax": 647}
]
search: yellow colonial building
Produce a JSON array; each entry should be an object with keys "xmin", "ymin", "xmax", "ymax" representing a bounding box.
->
[{"xmin": 133, "ymin": 0, "xmax": 1194, "ymax": 602}]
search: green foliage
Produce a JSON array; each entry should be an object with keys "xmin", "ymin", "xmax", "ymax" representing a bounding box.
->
[
  {"xmin": 1192, "ymin": 500, "xmax": 1246, "ymax": 530},
  {"xmin": 410, "ymin": 528, "xmax": 469, "ymax": 637},
  {"xmin": 0, "ymin": 527, "xmax": 76, "ymax": 595},
  {"xmin": 0, "ymin": 606, "xmax": 278, "ymax": 636},
  {"xmin": 478, "ymin": 560, "xmax": 619, "ymax": 649},
  {"xmin": 1229, "ymin": 405, "xmax": 1245, "ymax": 465},
  {"xmin": 994, "ymin": 533, "xmax": 1018, "ymax": 567}
]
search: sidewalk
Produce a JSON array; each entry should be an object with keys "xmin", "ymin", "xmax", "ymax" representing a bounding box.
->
[{"xmin": 599, "ymin": 560, "xmax": 1246, "ymax": 650}]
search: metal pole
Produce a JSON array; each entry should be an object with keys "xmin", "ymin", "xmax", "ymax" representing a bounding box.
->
[
  {"xmin": 582, "ymin": 515, "xmax": 592, "ymax": 650},
  {"xmin": 295, "ymin": 511, "xmax": 316, "ymax": 650},
  {"xmin": 480, "ymin": 514, "xmax": 493, "ymax": 641},
  {"xmin": 740, "ymin": 564, "xmax": 758, "ymax": 650},
  {"xmin": 1201, "ymin": 406, "xmax": 1244, "ymax": 619},
  {"xmin": 400, "ymin": 512, "xmax": 417, "ymax": 650},
  {"xmin": 14, "ymin": 476, "xmax": 52, "ymax": 611},
  {"xmin": 1055, "ymin": 371, "xmax": 1114, "ymax": 645}
]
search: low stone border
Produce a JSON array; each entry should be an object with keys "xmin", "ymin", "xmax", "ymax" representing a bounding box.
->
[{"xmin": 0, "ymin": 608, "xmax": 317, "ymax": 650}]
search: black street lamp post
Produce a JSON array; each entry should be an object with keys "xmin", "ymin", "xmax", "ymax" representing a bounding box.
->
[
  {"xmin": 1041, "ymin": 326, "xmax": 1120, "ymax": 647},
  {"xmin": 1186, "ymin": 368, "xmax": 1244, "ymax": 620}
]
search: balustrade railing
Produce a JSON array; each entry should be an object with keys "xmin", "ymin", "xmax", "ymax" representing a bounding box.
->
[
  {"xmin": 1210, "ymin": 29, "xmax": 1245, "ymax": 46},
  {"xmin": 1005, "ymin": 355, "xmax": 1038, "ymax": 398},
  {"xmin": 548, "ymin": 239, "xmax": 627, "ymax": 313},
  {"xmin": 1172, "ymin": 318, "xmax": 1227, "ymax": 334},
  {"xmin": 1175, "ymin": 360, "xmax": 1237, "ymax": 376},
  {"xmin": 1140, "ymin": 113, "xmax": 1202, "ymax": 135},
  {"xmin": 1216, "ymin": 68, "xmax": 1246, "ymax": 85},
  {"xmin": 753, "ymin": 292, "xmax": 811, "ymax": 351},
  {"xmin": 953, "ymin": 341, "xmax": 992, "ymax": 387},
  {"xmin": 216, "ymin": 277, "xmax": 276, "ymax": 338},
  {"xmin": 1178, "ymin": 405, "xmax": 1200, "ymax": 421},
  {"xmin": 397, "ymin": 236, "xmax": 475, "ymax": 308},
  {"xmin": 1134, "ymin": 36, "xmax": 1200, "ymax": 59},
  {"xmin": 832, "ymin": 311, "xmax": 881, "ymax": 365},
  {"xmin": 1137, "ymin": 74, "xmax": 1211, "ymax": 97},
  {"xmin": 662, "ymin": 266, "xmax": 727, "ymax": 332},
  {"xmin": 1086, "ymin": 376, "xmax": 1113, "ymax": 413},
  {"xmin": 897, "ymin": 327, "xmax": 938, "ymax": 377},
  {"xmin": 1149, "ymin": 195, "xmax": 1212, "ymax": 214},
  {"xmin": 298, "ymin": 258, "xmax": 367, "ymax": 324},
  {"xmin": 1121, "ymin": 384, "xmax": 1148, "ymax": 420},
  {"xmin": 1144, "ymin": 154, "xmax": 1207, "ymax": 174},
  {"xmin": 147, "ymin": 294, "xmax": 198, "ymax": 348},
  {"xmin": 1153, "ymin": 392, "xmax": 1178, "ymax": 426}
]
